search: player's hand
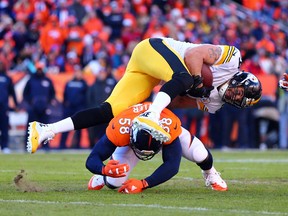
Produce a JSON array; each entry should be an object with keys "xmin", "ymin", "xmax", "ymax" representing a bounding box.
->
[
  {"xmin": 186, "ymin": 75, "xmax": 214, "ymax": 98},
  {"xmin": 118, "ymin": 179, "xmax": 148, "ymax": 194},
  {"xmin": 102, "ymin": 160, "xmax": 130, "ymax": 178},
  {"xmin": 279, "ymin": 73, "xmax": 288, "ymax": 90}
]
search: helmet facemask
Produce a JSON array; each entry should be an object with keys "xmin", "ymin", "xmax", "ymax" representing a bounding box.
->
[{"xmin": 219, "ymin": 71, "xmax": 262, "ymax": 108}]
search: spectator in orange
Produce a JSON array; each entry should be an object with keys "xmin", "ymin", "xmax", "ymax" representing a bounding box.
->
[
  {"xmin": 13, "ymin": 0, "xmax": 34, "ymax": 24},
  {"xmin": 142, "ymin": 17, "xmax": 169, "ymax": 39},
  {"xmin": 0, "ymin": 31, "xmax": 16, "ymax": 70},
  {"xmin": 122, "ymin": 1, "xmax": 137, "ymax": 29},
  {"xmin": 82, "ymin": 10, "xmax": 103, "ymax": 35},
  {"xmin": 255, "ymin": 23, "xmax": 275, "ymax": 54},
  {"xmin": 32, "ymin": 0, "xmax": 50, "ymax": 23},
  {"xmin": 241, "ymin": 54, "xmax": 266, "ymax": 76},
  {"xmin": 242, "ymin": 0, "xmax": 265, "ymax": 11},
  {"xmin": 90, "ymin": 31, "xmax": 111, "ymax": 55},
  {"xmin": 65, "ymin": 51, "xmax": 79, "ymax": 74},
  {"xmin": 0, "ymin": 31, "xmax": 15, "ymax": 51},
  {"xmin": 65, "ymin": 15, "xmax": 85, "ymax": 57},
  {"xmin": 134, "ymin": 5, "xmax": 150, "ymax": 33},
  {"xmin": 39, "ymin": 14, "xmax": 66, "ymax": 55},
  {"xmin": 256, "ymin": 34, "xmax": 276, "ymax": 54},
  {"xmin": 131, "ymin": 0, "xmax": 152, "ymax": 14}
]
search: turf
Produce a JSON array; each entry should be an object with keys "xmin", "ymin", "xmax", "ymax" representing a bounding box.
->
[{"xmin": 0, "ymin": 150, "xmax": 288, "ymax": 216}]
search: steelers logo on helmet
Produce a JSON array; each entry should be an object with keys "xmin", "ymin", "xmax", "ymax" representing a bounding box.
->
[
  {"xmin": 130, "ymin": 124, "xmax": 163, "ymax": 161},
  {"xmin": 219, "ymin": 71, "xmax": 262, "ymax": 108}
]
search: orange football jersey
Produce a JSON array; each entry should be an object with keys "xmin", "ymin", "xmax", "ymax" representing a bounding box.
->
[{"xmin": 106, "ymin": 102, "xmax": 182, "ymax": 147}]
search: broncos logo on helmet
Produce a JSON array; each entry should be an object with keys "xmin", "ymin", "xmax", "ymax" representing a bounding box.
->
[
  {"xmin": 218, "ymin": 71, "xmax": 262, "ymax": 108},
  {"xmin": 130, "ymin": 124, "xmax": 163, "ymax": 161}
]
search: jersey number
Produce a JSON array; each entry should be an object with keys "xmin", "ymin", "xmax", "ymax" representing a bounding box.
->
[{"xmin": 118, "ymin": 118, "xmax": 131, "ymax": 134}]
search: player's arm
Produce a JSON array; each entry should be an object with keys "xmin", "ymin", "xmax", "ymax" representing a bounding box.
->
[
  {"xmin": 86, "ymin": 135, "xmax": 129, "ymax": 177},
  {"xmin": 144, "ymin": 137, "xmax": 182, "ymax": 187},
  {"xmin": 184, "ymin": 44, "xmax": 221, "ymax": 77},
  {"xmin": 118, "ymin": 137, "xmax": 182, "ymax": 193}
]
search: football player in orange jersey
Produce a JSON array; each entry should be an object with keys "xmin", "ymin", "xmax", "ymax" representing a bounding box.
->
[
  {"xmin": 86, "ymin": 102, "xmax": 227, "ymax": 193},
  {"xmin": 27, "ymin": 37, "xmax": 262, "ymax": 154}
]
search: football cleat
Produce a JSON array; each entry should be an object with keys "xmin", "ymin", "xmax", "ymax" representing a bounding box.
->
[
  {"xmin": 132, "ymin": 111, "xmax": 171, "ymax": 143},
  {"xmin": 202, "ymin": 170, "xmax": 228, "ymax": 191},
  {"xmin": 27, "ymin": 121, "xmax": 55, "ymax": 153},
  {"xmin": 88, "ymin": 175, "xmax": 105, "ymax": 190}
]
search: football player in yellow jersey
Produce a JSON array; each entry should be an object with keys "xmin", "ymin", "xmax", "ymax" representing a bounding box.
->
[{"xmin": 26, "ymin": 37, "xmax": 262, "ymax": 154}]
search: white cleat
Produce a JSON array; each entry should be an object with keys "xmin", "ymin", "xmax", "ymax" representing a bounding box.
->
[
  {"xmin": 88, "ymin": 175, "xmax": 105, "ymax": 190},
  {"xmin": 132, "ymin": 111, "xmax": 171, "ymax": 143},
  {"xmin": 202, "ymin": 169, "xmax": 228, "ymax": 191},
  {"xmin": 27, "ymin": 121, "xmax": 55, "ymax": 153}
]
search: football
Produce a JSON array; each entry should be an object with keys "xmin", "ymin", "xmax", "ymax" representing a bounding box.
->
[{"xmin": 201, "ymin": 64, "xmax": 213, "ymax": 87}]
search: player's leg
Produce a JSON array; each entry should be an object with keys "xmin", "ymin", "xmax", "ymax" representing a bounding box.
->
[
  {"xmin": 27, "ymin": 42, "xmax": 164, "ymax": 154},
  {"xmin": 180, "ymin": 127, "xmax": 228, "ymax": 191},
  {"xmin": 131, "ymin": 38, "xmax": 194, "ymax": 143},
  {"xmin": 27, "ymin": 68, "xmax": 158, "ymax": 154},
  {"xmin": 88, "ymin": 146, "xmax": 139, "ymax": 190},
  {"xmin": 26, "ymin": 101, "xmax": 114, "ymax": 153}
]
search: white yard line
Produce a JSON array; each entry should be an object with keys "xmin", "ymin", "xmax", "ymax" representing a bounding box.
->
[
  {"xmin": 0, "ymin": 199, "xmax": 287, "ymax": 215},
  {"xmin": 214, "ymin": 159, "xmax": 288, "ymax": 163}
]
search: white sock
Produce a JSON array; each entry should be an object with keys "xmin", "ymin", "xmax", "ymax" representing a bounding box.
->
[
  {"xmin": 50, "ymin": 117, "xmax": 75, "ymax": 134},
  {"xmin": 204, "ymin": 166, "xmax": 216, "ymax": 174},
  {"xmin": 148, "ymin": 92, "xmax": 171, "ymax": 116}
]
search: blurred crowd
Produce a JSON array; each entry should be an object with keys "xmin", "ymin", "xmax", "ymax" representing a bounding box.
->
[{"xmin": 1, "ymin": 0, "xmax": 288, "ymax": 152}]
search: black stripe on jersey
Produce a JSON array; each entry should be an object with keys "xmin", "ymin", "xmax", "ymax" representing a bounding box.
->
[
  {"xmin": 149, "ymin": 38, "xmax": 187, "ymax": 74},
  {"xmin": 223, "ymin": 46, "xmax": 235, "ymax": 64},
  {"xmin": 226, "ymin": 46, "xmax": 235, "ymax": 63}
]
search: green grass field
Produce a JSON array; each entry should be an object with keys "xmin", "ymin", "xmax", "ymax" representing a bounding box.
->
[{"xmin": 1, "ymin": 150, "xmax": 288, "ymax": 216}]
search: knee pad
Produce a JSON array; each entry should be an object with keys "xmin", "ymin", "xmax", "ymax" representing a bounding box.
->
[
  {"xmin": 173, "ymin": 72, "xmax": 195, "ymax": 90},
  {"xmin": 160, "ymin": 72, "xmax": 194, "ymax": 99}
]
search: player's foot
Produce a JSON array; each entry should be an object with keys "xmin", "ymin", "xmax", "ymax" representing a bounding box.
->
[
  {"xmin": 202, "ymin": 169, "xmax": 228, "ymax": 191},
  {"xmin": 88, "ymin": 175, "xmax": 105, "ymax": 190},
  {"xmin": 132, "ymin": 111, "xmax": 171, "ymax": 142},
  {"xmin": 27, "ymin": 121, "xmax": 55, "ymax": 154}
]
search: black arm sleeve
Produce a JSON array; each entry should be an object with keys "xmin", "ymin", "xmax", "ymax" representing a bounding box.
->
[
  {"xmin": 144, "ymin": 137, "xmax": 182, "ymax": 188},
  {"xmin": 86, "ymin": 134, "xmax": 117, "ymax": 174}
]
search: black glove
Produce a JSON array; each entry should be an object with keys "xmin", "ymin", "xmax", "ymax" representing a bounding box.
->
[{"xmin": 186, "ymin": 75, "xmax": 214, "ymax": 98}]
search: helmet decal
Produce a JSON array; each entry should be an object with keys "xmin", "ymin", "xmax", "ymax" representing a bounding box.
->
[{"xmin": 219, "ymin": 71, "xmax": 262, "ymax": 108}]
